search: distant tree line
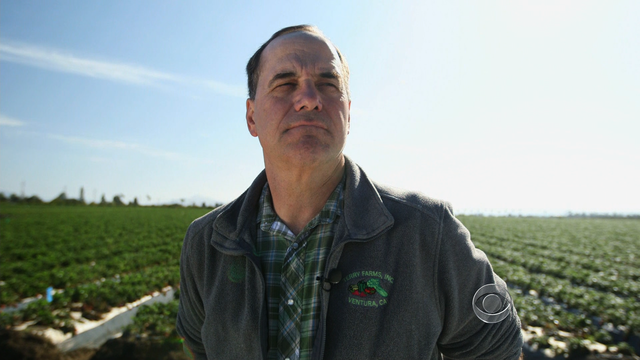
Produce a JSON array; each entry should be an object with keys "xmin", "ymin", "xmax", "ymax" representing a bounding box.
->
[
  {"xmin": 460, "ymin": 212, "xmax": 640, "ymax": 219},
  {"xmin": 565, "ymin": 211, "xmax": 640, "ymax": 219},
  {"xmin": 0, "ymin": 187, "xmax": 223, "ymax": 209}
]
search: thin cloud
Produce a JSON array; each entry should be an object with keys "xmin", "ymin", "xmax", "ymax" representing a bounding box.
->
[
  {"xmin": 47, "ymin": 133, "xmax": 215, "ymax": 165},
  {"xmin": 0, "ymin": 40, "xmax": 245, "ymax": 97},
  {"xmin": 0, "ymin": 42, "xmax": 178, "ymax": 86},
  {"xmin": 48, "ymin": 134, "xmax": 184, "ymax": 161},
  {"xmin": 0, "ymin": 114, "xmax": 26, "ymax": 127},
  {"xmin": 200, "ymin": 79, "xmax": 247, "ymax": 98}
]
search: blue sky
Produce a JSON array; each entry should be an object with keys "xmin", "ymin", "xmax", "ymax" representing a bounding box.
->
[{"xmin": 1, "ymin": 1, "xmax": 638, "ymax": 215}]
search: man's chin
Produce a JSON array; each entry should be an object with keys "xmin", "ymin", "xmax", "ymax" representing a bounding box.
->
[{"xmin": 282, "ymin": 146, "xmax": 341, "ymax": 168}]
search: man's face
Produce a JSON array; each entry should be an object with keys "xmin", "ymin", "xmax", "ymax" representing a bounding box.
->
[{"xmin": 246, "ymin": 32, "xmax": 351, "ymax": 169}]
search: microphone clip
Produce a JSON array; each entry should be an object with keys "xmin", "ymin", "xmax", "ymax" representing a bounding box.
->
[{"xmin": 317, "ymin": 269, "xmax": 342, "ymax": 291}]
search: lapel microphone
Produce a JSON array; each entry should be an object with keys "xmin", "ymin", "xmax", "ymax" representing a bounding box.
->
[{"xmin": 317, "ymin": 269, "xmax": 342, "ymax": 291}]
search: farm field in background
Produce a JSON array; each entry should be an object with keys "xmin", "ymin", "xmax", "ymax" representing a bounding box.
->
[
  {"xmin": 0, "ymin": 204, "xmax": 210, "ymax": 333},
  {"xmin": 459, "ymin": 215, "xmax": 640, "ymax": 356},
  {"xmin": 1, "ymin": 204, "xmax": 638, "ymax": 357}
]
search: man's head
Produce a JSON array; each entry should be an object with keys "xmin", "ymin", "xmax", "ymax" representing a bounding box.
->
[
  {"xmin": 246, "ymin": 25, "xmax": 350, "ymax": 101},
  {"xmin": 245, "ymin": 25, "xmax": 351, "ymax": 169}
]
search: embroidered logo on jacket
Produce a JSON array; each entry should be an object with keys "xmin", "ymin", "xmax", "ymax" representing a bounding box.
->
[
  {"xmin": 348, "ymin": 278, "xmax": 388, "ymax": 297},
  {"xmin": 344, "ymin": 270, "xmax": 393, "ymax": 308},
  {"xmin": 227, "ymin": 258, "xmax": 246, "ymax": 283}
]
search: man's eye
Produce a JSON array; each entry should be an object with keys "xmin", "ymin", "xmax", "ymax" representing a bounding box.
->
[{"xmin": 320, "ymin": 82, "xmax": 338, "ymax": 88}]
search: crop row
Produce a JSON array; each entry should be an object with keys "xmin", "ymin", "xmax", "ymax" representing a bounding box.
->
[
  {"xmin": 458, "ymin": 216, "xmax": 640, "ymax": 354},
  {"xmin": 473, "ymin": 232, "xmax": 639, "ymax": 280},
  {"xmin": 0, "ymin": 205, "xmax": 208, "ymax": 305},
  {"xmin": 511, "ymin": 291, "xmax": 638, "ymax": 356},
  {"xmin": 477, "ymin": 239, "xmax": 640, "ymax": 298},
  {"xmin": 0, "ymin": 262, "xmax": 180, "ymax": 331},
  {"xmin": 460, "ymin": 216, "xmax": 640, "ymax": 267},
  {"xmin": 491, "ymin": 258, "xmax": 639, "ymax": 331},
  {"xmin": 458, "ymin": 216, "xmax": 640, "ymax": 299}
]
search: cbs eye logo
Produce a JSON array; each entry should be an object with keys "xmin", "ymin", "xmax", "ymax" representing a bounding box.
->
[{"xmin": 472, "ymin": 284, "xmax": 511, "ymax": 323}]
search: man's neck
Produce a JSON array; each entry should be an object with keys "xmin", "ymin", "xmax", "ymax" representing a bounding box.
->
[{"xmin": 264, "ymin": 155, "xmax": 345, "ymax": 235}]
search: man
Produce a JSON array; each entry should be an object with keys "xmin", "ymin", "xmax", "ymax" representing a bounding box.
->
[{"xmin": 176, "ymin": 25, "xmax": 523, "ymax": 360}]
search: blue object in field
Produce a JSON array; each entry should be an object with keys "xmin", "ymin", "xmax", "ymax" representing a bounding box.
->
[{"xmin": 46, "ymin": 287, "xmax": 53, "ymax": 302}]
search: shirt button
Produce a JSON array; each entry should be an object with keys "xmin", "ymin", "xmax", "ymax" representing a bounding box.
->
[
  {"xmin": 292, "ymin": 243, "xmax": 299, "ymax": 249},
  {"xmin": 287, "ymin": 299, "xmax": 294, "ymax": 305}
]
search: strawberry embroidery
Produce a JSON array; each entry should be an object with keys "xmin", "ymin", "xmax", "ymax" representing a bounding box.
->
[{"xmin": 349, "ymin": 278, "xmax": 387, "ymax": 298}]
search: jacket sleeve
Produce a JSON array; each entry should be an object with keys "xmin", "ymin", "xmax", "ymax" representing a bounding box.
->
[
  {"xmin": 176, "ymin": 223, "xmax": 208, "ymax": 360},
  {"xmin": 435, "ymin": 204, "xmax": 523, "ymax": 360}
]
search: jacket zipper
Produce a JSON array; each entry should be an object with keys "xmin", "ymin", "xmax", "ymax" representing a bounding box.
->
[{"xmin": 315, "ymin": 241, "xmax": 346, "ymax": 360}]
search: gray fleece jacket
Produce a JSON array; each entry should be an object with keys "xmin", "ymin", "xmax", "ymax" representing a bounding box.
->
[{"xmin": 176, "ymin": 157, "xmax": 523, "ymax": 359}]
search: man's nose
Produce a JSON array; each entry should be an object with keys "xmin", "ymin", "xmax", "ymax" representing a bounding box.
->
[{"xmin": 294, "ymin": 81, "xmax": 322, "ymax": 112}]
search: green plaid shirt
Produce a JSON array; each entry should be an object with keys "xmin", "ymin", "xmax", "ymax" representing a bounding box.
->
[{"xmin": 256, "ymin": 179, "xmax": 344, "ymax": 360}]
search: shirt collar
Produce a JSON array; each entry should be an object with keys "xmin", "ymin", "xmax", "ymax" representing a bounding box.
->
[{"xmin": 257, "ymin": 174, "xmax": 345, "ymax": 235}]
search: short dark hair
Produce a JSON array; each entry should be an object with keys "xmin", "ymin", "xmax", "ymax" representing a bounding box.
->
[{"xmin": 246, "ymin": 24, "xmax": 350, "ymax": 100}]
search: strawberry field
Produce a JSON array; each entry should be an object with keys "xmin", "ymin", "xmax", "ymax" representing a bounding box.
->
[
  {"xmin": 459, "ymin": 215, "xmax": 640, "ymax": 356},
  {"xmin": 0, "ymin": 204, "xmax": 638, "ymax": 356},
  {"xmin": 0, "ymin": 204, "xmax": 210, "ymax": 332}
]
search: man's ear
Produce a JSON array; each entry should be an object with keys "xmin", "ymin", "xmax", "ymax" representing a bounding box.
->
[{"xmin": 246, "ymin": 99, "xmax": 258, "ymax": 137}]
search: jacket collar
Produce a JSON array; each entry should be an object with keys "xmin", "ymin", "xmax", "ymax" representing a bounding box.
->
[
  {"xmin": 341, "ymin": 156, "xmax": 394, "ymax": 240},
  {"xmin": 211, "ymin": 156, "xmax": 394, "ymax": 251}
]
